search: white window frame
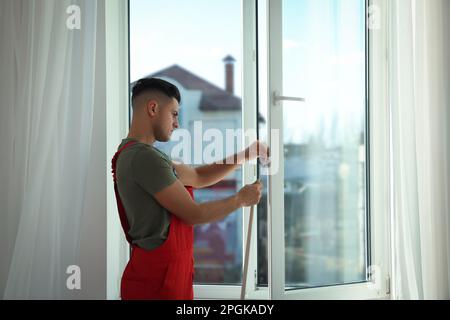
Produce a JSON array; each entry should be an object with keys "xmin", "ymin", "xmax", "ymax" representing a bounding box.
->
[{"xmin": 106, "ymin": 0, "xmax": 130, "ymax": 300}]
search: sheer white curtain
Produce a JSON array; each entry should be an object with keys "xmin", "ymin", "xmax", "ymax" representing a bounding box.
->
[
  {"xmin": 0, "ymin": 0, "xmax": 102, "ymax": 299},
  {"xmin": 389, "ymin": 0, "xmax": 450, "ymax": 299}
]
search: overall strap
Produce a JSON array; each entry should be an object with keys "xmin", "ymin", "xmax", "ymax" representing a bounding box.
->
[{"xmin": 111, "ymin": 141, "xmax": 137, "ymax": 244}]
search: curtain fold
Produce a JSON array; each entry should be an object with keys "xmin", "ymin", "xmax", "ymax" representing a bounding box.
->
[
  {"xmin": 389, "ymin": 0, "xmax": 450, "ymax": 299},
  {"xmin": 0, "ymin": 0, "xmax": 100, "ymax": 299}
]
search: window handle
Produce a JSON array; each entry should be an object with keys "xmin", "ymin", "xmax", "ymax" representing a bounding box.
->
[{"xmin": 273, "ymin": 91, "xmax": 306, "ymax": 106}]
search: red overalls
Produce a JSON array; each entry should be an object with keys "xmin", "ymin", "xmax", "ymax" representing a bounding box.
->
[{"xmin": 112, "ymin": 141, "xmax": 195, "ymax": 300}]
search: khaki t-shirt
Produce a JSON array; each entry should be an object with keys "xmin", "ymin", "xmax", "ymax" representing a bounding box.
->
[{"xmin": 116, "ymin": 138, "xmax": 178, "ymax": 250}]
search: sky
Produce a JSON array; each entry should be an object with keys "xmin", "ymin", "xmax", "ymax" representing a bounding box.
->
[{"xmin": 130, "ymin": 0, "xmax": 242, "ymax": 95}]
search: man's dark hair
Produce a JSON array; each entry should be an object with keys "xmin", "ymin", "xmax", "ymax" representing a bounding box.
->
[{"xmin": 131, "ymin": 77, "xmax": 181, "ymax": 105}]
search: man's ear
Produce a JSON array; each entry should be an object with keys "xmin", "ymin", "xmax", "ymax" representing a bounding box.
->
[{"xmin": 146, "ymin": 100, "xmax": 158, "ymax": 117}]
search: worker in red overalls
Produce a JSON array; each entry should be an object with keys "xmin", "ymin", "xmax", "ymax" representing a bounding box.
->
[{"xmin": 111, "ymin": 78, "xmax": 268, "ymax": 300}]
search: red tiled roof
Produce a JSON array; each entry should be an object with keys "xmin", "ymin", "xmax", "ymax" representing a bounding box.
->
[
  {"xmin": 149, "ymin": 64, "xmax": 241, "ymax": 111},
  {"xmin": 135, "ymin": 64, "xmax": 266, "ymax": 123}
]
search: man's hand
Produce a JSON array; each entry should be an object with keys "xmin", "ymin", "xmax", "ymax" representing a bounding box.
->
[
  {"xmin": 246, "ymin": 140, "xmax": 270, "ymax": 164},
  {"xmin": 237, "ymin": 180, "xmax": 263, "ymax": 207}
]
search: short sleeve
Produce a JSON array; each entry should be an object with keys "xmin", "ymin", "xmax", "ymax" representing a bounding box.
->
[{"xmin": 131, "ymin": 148, "xmax": 177, "ymax": 195}]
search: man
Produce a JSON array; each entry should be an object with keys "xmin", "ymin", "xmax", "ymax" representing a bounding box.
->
[{"xmin": 112, "ymin": 77, "xmax": 268, "ymax": 300}]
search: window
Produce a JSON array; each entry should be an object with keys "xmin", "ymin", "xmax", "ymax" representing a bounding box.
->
[{"xmin": 127, "ymin": 0, "xmax": 391, "ymax": 300}]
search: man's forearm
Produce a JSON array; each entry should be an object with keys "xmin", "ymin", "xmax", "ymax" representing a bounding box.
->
[
  {"xmin": 195, "ymin": 149, "xmax": 248, "ymax": 188},
  {"xmin": 194, "ymin": 194, "xmax": 241, "ymax": 224},
  {"xmin": 195, "ymin": 163, "xmax": 239, "ymax": 188}
]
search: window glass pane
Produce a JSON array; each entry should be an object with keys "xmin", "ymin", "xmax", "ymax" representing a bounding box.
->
[
  {"xmin": 283, "ymin": 0, "xmax": 368, "ymax": 288},
  {"xmin": 258, "ymin": 0, "xmax": 368, "ymax": 288},
  {"xmin": 130, "ymin": 0, "xmax": 243, "ymax": 285}
]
